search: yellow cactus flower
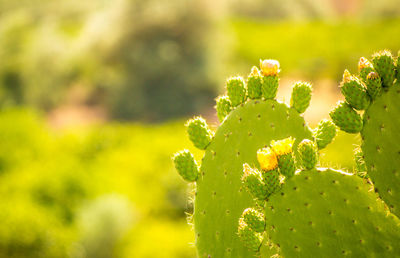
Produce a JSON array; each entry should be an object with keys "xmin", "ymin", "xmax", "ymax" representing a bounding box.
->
[
  {"xmin": 257, "ymin": 147, "xmax": 278, "ymax": 171},
  {"xmin": 250, "ymin": 66, "xmax": 260, "ymax": 76},
  {"xmin": 358, "ymin": 57, "xmax": 372, "ymax": 71},
  {"xmin": 259, "ymin": 59, "xmax": 280, "ymax": 76},
  {"xmin": 270, "ymin": 137, "xmax": 294, "ymax": 156},
  {"xmin": 342, "ymin": 69, "xmax": 352, "ymax": 83}
]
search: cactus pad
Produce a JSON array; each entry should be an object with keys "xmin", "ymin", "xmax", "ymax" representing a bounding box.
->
[{"xmin": 263, "ymin": 168, "xmax": 400, "ymax": 257}]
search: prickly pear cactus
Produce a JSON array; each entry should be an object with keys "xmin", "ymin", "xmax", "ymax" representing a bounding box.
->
[
  {"xmin": 330, "ymin": 50, "xmax": 400, "ymax": 218},
  {"xmin": 173, "ymin": 60, "xmax": 336, "ymax": 257},
  {"xmin": 240, "ymin": 137, "xmax": 400, "ymax": 257}
]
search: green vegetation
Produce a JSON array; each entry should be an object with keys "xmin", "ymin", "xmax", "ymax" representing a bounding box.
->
[{"xmin": 230, "ymin": 18, "xmax": 400, "ymax": 79}]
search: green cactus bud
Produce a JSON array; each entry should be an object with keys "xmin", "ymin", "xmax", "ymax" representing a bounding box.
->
[
  {"xmin": 358, "ymin": 57, "xmax": 374, "ymax": 81},
  {"xmin": 173, "ymin": 150, "xmax": 199, "ymax": 182},
  {"xmin": 313, "ymin": 119, "xmax": 336, "ymax": 149},
  {"xmin": 261, "ymin": 76, "xmax": 278, "ymax": 100},
  {"xmin": 298, "ymin": 139, "xmax": 318, "ymax": 170},
  {"xmin": 354, "ymin": 148, "xmax": 368, "ymax": 179},
  {"xmin": 290, "ymin": 81, "xmax": 312, "ymax": 113},
  {"xmin": 365, "ymin": 72, "xmax": 382, "ymax": 100},
  {"xmin": 215, "ymin": 95, "xmax": 232, "ymax": 122},
  {"xmin": 226, "ymin": 76, "xmax": 247, "ymax": 107},
  {"xmin": 241, "ymin": 208, "xmax": 265, "ymax": 233},
  {"xmin": 242, "ymin": 164, "xmax": 268, "ymax": 200},
  {"xmin": 261, "ymin": 168, "xmax": 281, "ymax": 196},
  {"xmin": 372, "ymin": 50, "xmax": 396, "ymax": 88},
  {"xmin": 238, "ymin": 218, "xmax": 263, "ymax": 252},
  {"xmin": 277, "ymin": 153, "xmax": 296, "ymax": 178},
  {"xmin": 247, "ymin": 66, "xmax": 263, "ymax": 99},
  {"xmin": 329, "ymin": 101, "xmax": 363, "ymax": 133},
  {"xmin": 186, "ymin": 117, "xmax": 213, "ymax": 150},
  {"xmin": 340, "ymin": 70, "xmax": 370, "ymax": 110}
]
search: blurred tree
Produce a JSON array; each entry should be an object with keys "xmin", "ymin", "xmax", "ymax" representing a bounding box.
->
[{"xmin": 0, "ymin": 0, "xmax": 219, "ymax": 122}]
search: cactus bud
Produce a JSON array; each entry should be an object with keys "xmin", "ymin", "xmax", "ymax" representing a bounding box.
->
[
  {"xmin": 242, "ymin": 164, "xmax": 268, "ymax": 200},
  {"xmin": 256, "ymin": 147, "xmax": 278, "ymax": 171},
  {"xmin": 186, "ymin": 117, "xmax": 213, "ymax": 150},
  {"xmin": 372, "ymin": 50, "xmax": 396, "ymax": 88},
  {"xmin": 247, "ymin": 66, "xmax": 263, "ymax": 99},
  {"xmin": 340, "ymin": 70, "xmax": 370, "ymax": 110},
  {"xmin": 290, "ymin": 81, "xmax": 312, "ymax": 113},
  {"xmin": 270, "ymin": 137, "xmax": 296, "ymax": 178},
  {"xmin": 259, "ymin": 59, "xmax": 279, "ymax": 99},
  {"xmin": 241, "ymin": 208, "xmax": 265, "ymax": 233},
  {"xmin": 330, "ymin": 101, "xmax": 363, "ymax": 134},
  {"xmin": 298, "ymin": 139, "xmax": 318, "ymax": 170},
  {"xmin": 215, "ymin": 95, "xmax": 232, "ymax": 122},
  {"xmin": 313, "ymin": 119, "xmax": 336, "ymax": 149},
  {"xmin": 365, "ymin": 72, "xmax": 382, "ymax": 100},
  {"xmin": 262, "ymin": 168, "xmax": 281, "ymax": 195},
  {"xmin": 358, "ymin": 57, "xmax": 374, "ymax": 81},
  {"xmin": 173, "ymin": 150, "xmax": 199, "ymax": 182},
  {"xmin": 226, "ymin": 76, "xmax": 247, "ymax": 107},
  {"xmin": 238, "ymin": 218, "xmax": 263, "ymax": 252}
]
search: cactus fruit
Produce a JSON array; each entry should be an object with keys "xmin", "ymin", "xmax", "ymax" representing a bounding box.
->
[
  {"xmin": 329, "ymin": 101, "xmax": 363, "ymax": 133},
  {"xmin": 227, "ymin": 76, "xmax": 247, "ymax": 107},
  {"xmin": 186, "ymin": 116, "xmax": 214, "ymax": 150},
  {"xmin": 240, "ymin": 137, "xmax": 400, "ymax": 257},
  {"xmin": 298, "ymin": 139, "xmax": 318, "ymax": 169},
  {"xmin": 290, "ymin": 81, "xmax": 312, "ymax": 113},
  {"xmin": 173, "ymin": 150, "xmax": 199, "ymax": 182},
  {"xmin": 173, "ymin": 59, "xmax": 337, "ymax": 257},
  {"xmin": 330, "ymin": 50, "xmax": 400, "ymax": 218},
  {"xmin": 216, "ymin": 95, "xmax": 232, "ymax": 122},
  {"xmin": 339, "ymin": 70, "xmax": 370, "ymax": 110},
  {"xmin": 313, "ymin": 119, "xmax": 336, "ymax": 149}
]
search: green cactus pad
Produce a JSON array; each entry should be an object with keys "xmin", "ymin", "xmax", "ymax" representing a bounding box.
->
[
  {"xmin": 262, "ymin": 168, "xmax": 400, "ymax": 257},
  {"xmin": 361, "ymin": 81, "xmax": 400, "ymax": 217},
  {"xmin": 298, "ymin": 139, "xmax": 318, "ymax": 170},
  {"xmin": 290, "ymin": 81, "xmax": 312, "ymax": 114},
  {"xmin": 227, "ymin": 77, "xmax": 247, "ymax": 107},
  {"xmin": 247, "ymin": 67, "xmax": 263, "ymax": 99},
  {"xmin": 313, "ymin": 119, "xmax": 336, "ymax": 150},
  {"xmin": 186, "ymin": 116, "xmax": 214, "ymax": 150},
  {"xmin": 241, "ymin": 208, "xmax": 265, "ymax": 233},
  {"xmin": 372, "ymin": 50, "xmax": 396, "ymax": 88},
  {"xmin": 329, "ymin": 101, "xmax": 363, "ymax": 133},
  {"xmin": 261, "ymin": 76, "xmax": 279, "ymax": 99},
  {"xmin": 340, "ymin": 71, "xmax": 370, "ymax": 110},
  {"xmin": 194, "ymin": 100, "xmax": 312, "ymax": 258},
  {"xmin": 216, "ymin": 95, "xmax": 232, "ymax": 122},
  {"xmin": 173, "ymin": 150, "xmax": 199, "ymax": 182}
]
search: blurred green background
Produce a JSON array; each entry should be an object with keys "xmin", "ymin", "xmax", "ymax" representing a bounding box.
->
[{"xmin": 0, "ymin": 0, "xmax": 399, "ymax": 257}]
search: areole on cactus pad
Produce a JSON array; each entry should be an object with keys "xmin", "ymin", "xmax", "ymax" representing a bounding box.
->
[{"xmin": 173, "ymin": 59, "xmax": 337, "ymax": 257}]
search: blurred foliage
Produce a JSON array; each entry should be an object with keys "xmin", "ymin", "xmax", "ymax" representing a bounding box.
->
[
  {"xmin": 0, "ymin": 0, "xmax": 219, "ymax": 121},
  {"xmin": 230, "ymin": 18, "xmax": 400, "ymax": 80},
  {"xmin": 0, "ymin": 108, "xmax": 203, "ymax": 257}
]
